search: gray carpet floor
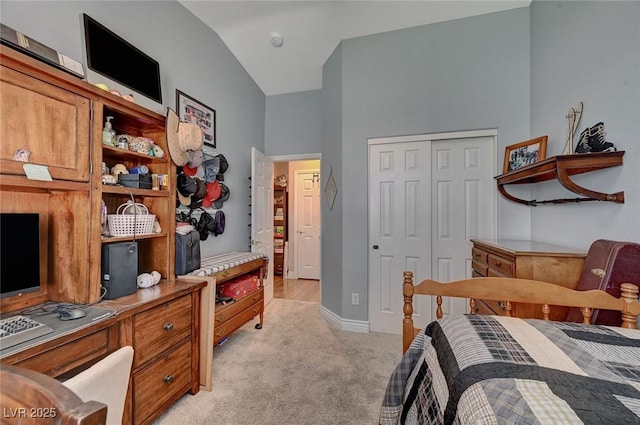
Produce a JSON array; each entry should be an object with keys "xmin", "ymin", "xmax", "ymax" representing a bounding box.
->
[{"xmin": 153, "ymin": 298, "xmax": 402, "ymax": 425}]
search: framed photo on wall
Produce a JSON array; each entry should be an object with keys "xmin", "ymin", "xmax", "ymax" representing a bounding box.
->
[
  {"xmin": 176, "ymin": 89, "xmax": 216, "ymax": 148},
  {"xmin": 503, "ymin": 135, "xmax": 548, "ymax": 173}
]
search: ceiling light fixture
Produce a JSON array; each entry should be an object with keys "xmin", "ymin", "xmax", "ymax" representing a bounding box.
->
[{"xmin": 270, "ymin": 32, "xmax": 283, "ymax": 47}]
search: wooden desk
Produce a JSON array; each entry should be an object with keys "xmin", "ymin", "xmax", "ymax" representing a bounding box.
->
[
  {"xmin": 1, "ymin": 279, "xmax": 206, "ymax": 425},
  {"xmin": 0, "ymin": 311, "xmax": 119, "ymax": 378}
]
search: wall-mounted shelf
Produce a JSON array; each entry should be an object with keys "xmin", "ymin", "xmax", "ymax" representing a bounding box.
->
[{"xmin": 495, "ymin": 151, "xmax": 625, "ymax": 206}]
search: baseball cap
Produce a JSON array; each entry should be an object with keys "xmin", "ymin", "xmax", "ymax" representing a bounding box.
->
[
  {"xmin": 213, "ymin": 182, "xmax": 230, "ymax": 209},
  {"xmin": 201, "ymin": 180, "xmax": 222, "ymax": 208}
]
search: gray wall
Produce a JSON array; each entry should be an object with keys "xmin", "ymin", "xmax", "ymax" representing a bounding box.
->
[
  {"xmin": 321, "ymin": 44, "xmax": 344, "ymax": 317},
  {"xmin": 530, "ymin": 1, "xmax": 640, "ymax": 246},
  {"xmin": 1, "ymin": 1, "xmax": 266, "ymax": 257},
  {"xmin": 265, "ymin": 90, "xmax": 322, "ymax": 156},
  {"xmin": 332, "ymin": 8, "xmax": 532, "ymax": 321}
]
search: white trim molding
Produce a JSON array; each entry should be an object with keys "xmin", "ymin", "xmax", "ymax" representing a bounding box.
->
[
  {"xmin": 368, "ymin": 128, "xmax": 498, "ymax": 145},
  {"xmin": 269, "ymin": 153, "xmax": 321, "ymax": 161},
  {"xmin": 320, "ymin": 305, "xmax": 370, "ymax": 333}
]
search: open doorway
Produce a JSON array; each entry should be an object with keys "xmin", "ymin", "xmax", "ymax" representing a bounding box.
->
[{"xmin": 271, "ymin": 155, "xmax": 321, "ymax": 303}]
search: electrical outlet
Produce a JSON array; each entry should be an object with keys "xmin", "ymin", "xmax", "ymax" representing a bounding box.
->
[{"xmin": 351, "ymin": 293, "xmax": 359, "ymax": 305}]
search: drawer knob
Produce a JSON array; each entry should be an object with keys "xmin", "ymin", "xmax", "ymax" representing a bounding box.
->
[
  {"xmin": 495, "ymin": 261, "xmax": 501, "ymax": 266},
  {"xmin": 163, "ymin": 374, "xmax": 174, "ymax": 384},
  {"xmin": 163, "ymin": 323, "xmax": 174, "ymax": 331},
  {"xmin": 497, "ymin": 301, "xmax": 506, "ymax": 310}
]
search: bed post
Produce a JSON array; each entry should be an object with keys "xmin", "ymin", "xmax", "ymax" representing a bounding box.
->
[
  {"xmin": 620, "ymin": 283, "xmax": 639, "ymax": 329},
  {"xmin": 403, "ymin": 272, "xmax": 415, "ymax": 353}
]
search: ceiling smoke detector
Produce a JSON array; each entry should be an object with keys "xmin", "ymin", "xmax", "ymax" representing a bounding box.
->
[{"xmin": 270, "ymin": 32, "xmax": 283, "ymax": 47}]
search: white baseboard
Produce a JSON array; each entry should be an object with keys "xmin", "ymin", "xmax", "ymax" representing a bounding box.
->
[{"xmin": 319, "ymin": 305, "xmax": 370, "ymax": 333}]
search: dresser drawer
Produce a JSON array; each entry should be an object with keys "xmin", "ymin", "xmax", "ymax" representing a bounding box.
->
[
  {"xmin": 215, "ymin": 288, "xmax": 264, "ymax": 325},
  {"xmin": 214, "ymin": 299, "xmax": 264, "ymax": 344},
  {"xmin": 487, "ymin": 254, "xmax": 514, "ymax": 277},
  {"xmin": 471, "ymin": 270, "xmax": 485, "ymax": 278},
  {"xmin": 474, "ymin": 299, "xmax": 498, "ymax": 315},
  {"xmin": 471, "ymin": 247, "xmax": 488, "ymax": 265},
  {"xmin": 471, "ymin": 261, "xmax": 488, "ymax": 277},
  {"xmin": 133, "ymin": 341, "xmax": 192, "ymax": 424},
  {"xmin": 133, "ymin": 295, "xmax": 192, "ymax": 368},
  {"xmin": 478, "ymin": 299, "xmax": 510, "ymax": 316}
]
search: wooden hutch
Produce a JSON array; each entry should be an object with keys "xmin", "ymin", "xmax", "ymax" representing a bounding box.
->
[{"xmin": 0, "ymin": 46, "xmax": 205, "ymax": 425}]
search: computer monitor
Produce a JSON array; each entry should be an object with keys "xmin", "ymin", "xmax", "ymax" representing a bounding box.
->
[{"xmin": 0, "ymin": 213, "xmax": 41, "ymax": 298}]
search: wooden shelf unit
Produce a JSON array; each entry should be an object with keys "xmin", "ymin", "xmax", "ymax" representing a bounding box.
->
[
  {"xmin": 273, "ymin": 185, "xmax": 287, "ymax": 275},
  {"xmin": 0, "ymin": 46, "xmax": 204, "ymax": 425},
  {"xmin": 495, "ymin": 151, "xmax": 625, "ymax": 205},
  {"xmin": 0, "ymin": 45, "xmax": 176, "ymax": 310}
]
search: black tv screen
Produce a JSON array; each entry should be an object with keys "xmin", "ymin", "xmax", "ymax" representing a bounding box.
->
[
  {"xmin": 0, "ymin": 213, "xmax": 41, "ymax": 298},
  {"xmin": 83, "ymin": 14, "xmax": 162, "ymax": 103}
]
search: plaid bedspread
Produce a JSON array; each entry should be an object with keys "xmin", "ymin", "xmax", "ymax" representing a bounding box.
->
[{"xmin": 380, "ymin": 315, "xmax": 640, "ymax": 425}]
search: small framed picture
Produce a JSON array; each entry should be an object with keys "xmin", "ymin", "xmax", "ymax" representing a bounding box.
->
[
  {"xmin": 503, "ymin": 136, "xmax": 548, "ymax": 173},
  {"xmin": 176, "ymin": 89, "xmax": 216, "ymax": 148}
]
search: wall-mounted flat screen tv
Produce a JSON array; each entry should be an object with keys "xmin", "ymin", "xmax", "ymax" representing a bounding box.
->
[{"xmin": 83, "ymin": 14, "xmax": 162, "ymax": 104}]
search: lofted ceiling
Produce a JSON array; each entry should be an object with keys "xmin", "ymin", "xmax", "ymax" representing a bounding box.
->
[{"xmin": 179, "ymin": 1, "xmax": 531, "ymax": 96}]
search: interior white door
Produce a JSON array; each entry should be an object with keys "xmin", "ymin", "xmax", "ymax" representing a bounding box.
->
[
  {"xmin": 294, "ymin": 170, "xmax": 321, "ymax": 280},
  {"xmin": 431, "ymin": 137, "xmax": 496, "ymax": 316},
  {"xmin": 251, "ymin": 148, "xmax": 274, "ymax": 305},
  {"xmin": 368, "ymin": 141, "xmax": 432, "ymax": 334},
  {"xmin": 368, "ymin": 132, "xmax": 496, "ymax": 334}
]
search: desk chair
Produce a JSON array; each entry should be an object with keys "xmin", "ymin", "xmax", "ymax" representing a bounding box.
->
[
  {"xmin": 63, "ymin": 346, "xmax": 134, "ymax": 425},
  {"xmin": 0, "ymin": 364, "xmax": 107, "ymax": 425}
]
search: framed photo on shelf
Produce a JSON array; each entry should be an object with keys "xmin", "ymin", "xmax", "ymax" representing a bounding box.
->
[
  {"xmin": 176, "ymin": 89, "xmax": 216, "ymax": 148},
  {"xmin": 503, "ymin": 135, "xmax": 548, "ymax": 173}
]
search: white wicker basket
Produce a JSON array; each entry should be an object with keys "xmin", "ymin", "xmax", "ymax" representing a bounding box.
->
[{"xmin": 108, "ymin": 202, "xmax": 155, "ymax": 236}]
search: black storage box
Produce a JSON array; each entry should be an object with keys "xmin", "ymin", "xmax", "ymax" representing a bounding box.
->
[
  {"xmin": 118, "ymin": 173, "xmax": 152, "ymax": 189},
  {"xmin": 175, "ymin": 230, "xmax": 201, "ymax": 275}
]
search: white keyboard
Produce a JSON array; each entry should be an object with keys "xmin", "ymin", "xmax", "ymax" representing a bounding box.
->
[{"xmin": 0, "ymin": 315, "xmax": 54, "ymax": 350}]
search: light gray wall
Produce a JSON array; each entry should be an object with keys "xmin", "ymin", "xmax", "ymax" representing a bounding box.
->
[
  {"xmin": 265, "ymin": 90, "xmax": 322, "ymax": 156},
  {"xmin": 333, "ymin": 8, "xmax": 531, "ymax": 321},
  {"xmin": 1, "ymin": 1, "xmax": 265, "ymax": 257},
  {"xmin": 321, "ymin": 44, "xmax": 344, "ymax": 317},
  {"xmin": 530, "ymin": 1, "xmax": 640, "ymax": 247}
]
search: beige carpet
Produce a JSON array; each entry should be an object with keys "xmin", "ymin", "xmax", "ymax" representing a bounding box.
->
[{"xmin": 153, "ymin": 298, "xmax": 402, "ymax": 425}]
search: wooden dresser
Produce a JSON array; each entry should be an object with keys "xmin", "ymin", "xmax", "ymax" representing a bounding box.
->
[{"xmin": 471, "ymin": 239, "xmax": 586, "ymax": 320}]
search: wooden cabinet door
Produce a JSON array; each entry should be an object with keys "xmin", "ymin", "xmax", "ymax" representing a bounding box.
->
[{"xmin": 0, "ymin": 66, "xmax": 90, "ymax": 182}]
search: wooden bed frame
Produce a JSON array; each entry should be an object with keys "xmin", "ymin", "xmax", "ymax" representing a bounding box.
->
[{"xmin": 402, "ymin": 271, "xmax": 640, "ymax": 353}]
